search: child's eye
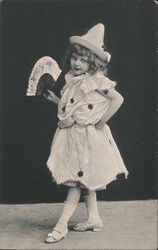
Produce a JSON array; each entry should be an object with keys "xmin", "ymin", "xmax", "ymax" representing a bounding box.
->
[
  {"xmin": 81, "ymin": 59, "xmax": 88, "ymax": 64},
  {"xmin": 71, "ymin": 55, "xmax": 76, "ymax": 61}
]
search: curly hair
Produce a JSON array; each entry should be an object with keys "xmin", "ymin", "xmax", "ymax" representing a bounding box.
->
[{"xmin": 61, "ymin": 44, "xmax": 109, "ymax": 76}]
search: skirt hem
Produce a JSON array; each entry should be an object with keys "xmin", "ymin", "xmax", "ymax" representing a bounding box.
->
[{"xmin": 50, "ymin": 171, "xmax": 129, "ymax": 191}]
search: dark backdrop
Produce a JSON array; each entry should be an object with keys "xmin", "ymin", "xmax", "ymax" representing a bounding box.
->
[{"xmin": 0, "ymin": 0, "xmax": 157, "ymax": 203}]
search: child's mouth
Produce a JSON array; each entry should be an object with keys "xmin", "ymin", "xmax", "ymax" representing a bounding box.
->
[{"xmin": 73, "ymin": 67, "xmax": 81, "ymax": 71}]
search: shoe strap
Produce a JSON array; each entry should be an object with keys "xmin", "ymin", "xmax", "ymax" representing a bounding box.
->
[{"xmin": 48, "ymin": 227, "xmax": 66, "ymax": 238}]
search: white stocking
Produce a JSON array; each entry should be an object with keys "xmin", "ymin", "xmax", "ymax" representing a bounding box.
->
[
  {"xmin": 54, "ymin": 187, "xmax": 81, "ymax": 231},
  {"xmin": 84, "ymin": 191, "xmax": 101, "ymax": 222}
]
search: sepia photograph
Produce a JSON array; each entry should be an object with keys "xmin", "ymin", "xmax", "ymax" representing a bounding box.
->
[{"xmin": 0, "ymin": 0, "xmax": 157, "ymax": 249}]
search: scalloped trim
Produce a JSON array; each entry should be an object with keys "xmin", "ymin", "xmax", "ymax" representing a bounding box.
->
[{"xmin": 51, "ymin": 172, "xmax": 129, "ymax": 191}]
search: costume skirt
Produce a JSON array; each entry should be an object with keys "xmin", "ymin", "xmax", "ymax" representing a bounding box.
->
[{"xmin": 47, "ymin": 123, "xmax": 128, "ymax": 191}]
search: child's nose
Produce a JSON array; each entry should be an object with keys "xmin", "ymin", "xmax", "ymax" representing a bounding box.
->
[{"xmin": 74, "ymin": 59, "xmax": 80, "ymax": 66}]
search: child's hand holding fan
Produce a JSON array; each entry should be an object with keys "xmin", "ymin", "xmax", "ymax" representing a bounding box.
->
[{"xmin": 43, "ymin": 89, "xmax": 60, "ymax": 104}]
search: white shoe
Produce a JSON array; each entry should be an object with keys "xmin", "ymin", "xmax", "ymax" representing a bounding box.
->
[
  {"xmin": 45, "ymin": 227, "xmax": 68, "ymax": 243},
  {"xmin": 73, "ymin": 220, "xmax": 103, "ymax": 232}
]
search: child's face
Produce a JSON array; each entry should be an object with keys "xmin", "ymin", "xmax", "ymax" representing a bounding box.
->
[{"xmin": 70, "ymin": 53, "xmax": 89, "ymax": 76}]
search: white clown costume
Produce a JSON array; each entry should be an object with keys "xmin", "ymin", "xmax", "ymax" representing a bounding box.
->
[{"xmin": 47, "ymin": 70, "xmax": 128, "ymax": 191}]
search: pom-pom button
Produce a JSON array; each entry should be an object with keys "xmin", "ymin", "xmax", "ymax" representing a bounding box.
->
[
  {"xmin": 104, "ymin": 89, "xmax": 109, "ymax": 95},
  {"xmin": 70, "ymin": 98, "xmax": 74, "ymax": 103},
  {"xmin": 78, "ymin": 171, "xmax": 83, "ymax": 177},
  {"xmin": 88, "ymin": 104, "xmax": 93, "ymax": 110},
  {"xmin": 62, "ymin": 106, "xmax": 66, "ymax": 112}
]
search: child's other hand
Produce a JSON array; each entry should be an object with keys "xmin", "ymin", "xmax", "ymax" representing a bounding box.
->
[
  {"xmin": 58, "ymin": 120, "xmax": 72, "ymax": 129},
  {"xmin": 58, "ymin": 117, "xmax": 74, "ymax": 129},
  {"xmin": 95, "ymin": 120, "xmax": 105, "ymax": 130},
  {"xmin": 57, "ymin": 120, "xmax": 66, "ymax": 129}
]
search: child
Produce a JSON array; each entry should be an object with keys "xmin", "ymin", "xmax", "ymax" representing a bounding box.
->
[{"xmin": 44, "ymin": 23, "xmax": 128, "ymax": 243}]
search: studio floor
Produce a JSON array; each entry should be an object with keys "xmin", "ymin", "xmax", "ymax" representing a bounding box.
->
[{"xmin": 0, "ymin": 200, "xmax": 157, "ymax": 250}]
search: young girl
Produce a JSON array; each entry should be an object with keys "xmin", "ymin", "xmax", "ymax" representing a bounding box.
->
[{"xmin": 44, "ymin": 23, "xmax": 128, "ymax": 243}]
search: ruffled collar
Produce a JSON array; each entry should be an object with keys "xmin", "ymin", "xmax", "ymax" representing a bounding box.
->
[
  {"xmin": 65, "ymin": 70, "xmax": 89, "ymax": 83},
  {"xmin": 65, "ymin": 70, "xmax": 116, "ymax": 94}
]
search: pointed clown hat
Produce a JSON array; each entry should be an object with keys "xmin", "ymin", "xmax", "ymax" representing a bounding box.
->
[{"xmin": 69, "ymin": 23, "xmax": 111, "ymax": 62}]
